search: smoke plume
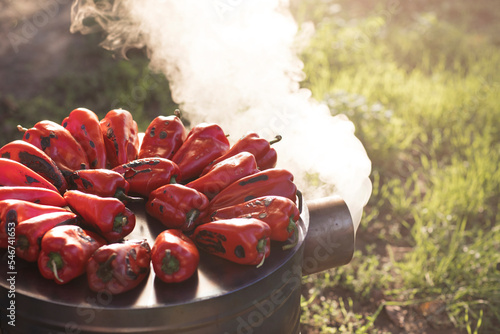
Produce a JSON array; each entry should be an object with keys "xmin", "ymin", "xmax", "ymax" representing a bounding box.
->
[{"xmin": 70, "ymin": 0, "xmax": 372, "ymax": 230}]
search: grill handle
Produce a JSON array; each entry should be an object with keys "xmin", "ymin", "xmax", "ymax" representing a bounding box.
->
[{"xmin": 301, "ymin": 196, "xmax": 354, "ymax": 276}]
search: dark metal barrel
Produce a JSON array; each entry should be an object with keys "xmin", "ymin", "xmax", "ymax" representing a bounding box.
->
[{"xmin": 0, "ymin": 196, "xmax": 354, "ymax": 334}]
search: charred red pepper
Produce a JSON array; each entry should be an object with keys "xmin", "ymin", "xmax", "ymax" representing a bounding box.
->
[
  {"xmin": 210, "ymin": 196, "xmax": 300, "ymax": 250},
  {"xmin": 0, "ymin": 158, "xmax": 59, "ymax": 193},
  {"xmin": 67, "ymin": 169, "xmax": 141, "ymax": 202},
  {"xmin": 112, "ymin": 158, "xmax": 180, "ymax": 197},
  {"xmin": 64, "ymin": 190, "xmax": 136, "ymax": 243},
  {"xmin": 201, "ymin": 133, "xmax": 281, "ymax": 175},
  {"xmin": 62, "ymin": 107, "xmax": 107, "ymax": 169},
  {"xmin": 146, "ymin": 184, "xmax": 209, "ymax": 231},
  {"xmin": 99, "ymin": 109, "xmax": 140, "ymax": 168},
  {"xmin": 0, "ymin": 186, "xmax": 66, "ymax": 207},
  {"xmin": 152, "ymin": 229, "xmax": 199, "ymax": 283},
  {"xmin": 0, "ymin": 140, "xmax": 68, "ymax": 193},
  {"xmin": 18, "ymin": 120, "xmax": 89, "ymax": 175},
  {"xmin": 87, "ymin": 239, "xmax": 151, "ymax": 294},
  {"xmin": 172, "ymin": 123, "xmax": 230, "ymax": 183},
  {"xmin": 15, "ymin": 211, "xmax": 78, "ymax": 262},
  {"xmin": 186, "ymin": 152, "xmax": 259, "ymax": 200},
  {"xmin": 37, "ymin": 225, "xmax": 106, "ymax": 284},
  {"xmin": 193, "ymin": 218, "xmax": 271, "ymax": 267},
  {"xmin": 0, "ymin": 199, "xmax": 69, "ymax": 248},
  {"xmin": 207, "ymin": 168, "xmax": 297, "ymax": 212},
  {"xmin": 138, "ymin": 110, "xmax": 187, "ymax": 160}
]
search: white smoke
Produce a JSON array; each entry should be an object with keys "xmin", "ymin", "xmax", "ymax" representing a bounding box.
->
[{"xmin": 70, "ymin": 0, "xmax": 372, "ymax": 231}]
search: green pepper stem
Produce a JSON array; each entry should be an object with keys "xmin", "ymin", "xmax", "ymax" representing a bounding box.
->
[
  {"xmin": 115, "ymin": 189, "xmax": 144, "ymax": 203},
  {"xmin": 48, "ymin": 252, "xmax": 64, "ymax": 283},
  {"xmin": 97, "ymin": 253, "xmax": 117, "ymax": 282},
  {"xmin": 17, "ymin": 125, "xmax": 28, "ymax": 133},
  {"xmin": 162, "ymin": 249, "xmax": 180, "ymax": 275},
  {"xmin": 16, "ymin": 235, "xmax": 29, "ymax": 251},
  {"xmin": 269, "ymin": 135, "xmax": 282, "ymax": 145},
  {"xmin": 282, "ymin": 218, "xmax": 298, "ymax": 251},
  {"xmin": 256, "ymin": 238, "xmax": 268, "ymax": 268},
  {"xmin": 170, "ymin": 175, "xmax": 177, "ymax": 184},
  {"xmin": 184, "ymin": 209, "xmax": 199, "ymax": 231},
  {"xmin": 113, "ymin": 214, "xmax": 128, "ymax": 233}
]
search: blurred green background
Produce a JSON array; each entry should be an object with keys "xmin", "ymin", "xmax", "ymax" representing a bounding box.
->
[{"xmin": 1, "ymin": 0, "xmax": 499, "ymax": 333}]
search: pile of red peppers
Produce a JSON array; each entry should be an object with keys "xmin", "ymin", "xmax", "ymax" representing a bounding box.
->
[{"xmin": 1, "ymin": 107, "xmax": 301, "ymax": 294}]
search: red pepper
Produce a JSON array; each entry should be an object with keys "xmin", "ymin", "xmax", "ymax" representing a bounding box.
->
[
  {"xmin": 210, "ymin": 196, "xmax": 300, "ymax": 250},
  {"xmin": 207, "ymin": 168, "xmax": 297, "ymax": 212},
  {"xmin": 37, "ymin": 225, "xmax": 106, "ymax": 284},
  {"xmin": 62, "ymin": 107, "xmax": 107, "ymax": 169},
  {"xmin": 151, "ymin": 229, "xmax": 199, "ymax": 283},
  {"xmin": 99, "ymin": 109, "xmax": 140, "ymax": 168},
  {"xmin": 64, "ymin": 190, "xmax": 136, "ymax": 243},
  {"xmin": 201, "ymin": 133, "xmax": 281, "ymax": 175},
  {"xmin": 186, "ymin": 152, "xmax": 259, "ymax": 200},
  {"xmin": 193, "ymin": 218, "xmax": 271, "ymax": 267},
  {"xmin": 112, "ymin": 158, "xmax": 180, "ymax": 197},
  {"xmin": 15, "ymin": 211, "xmax": 78, "ymax": 262},
  {"xmin": 0, "ymin": 186, "xmax": 66, "ymax": 207},
  {"xmin": 18, "ymin": 120, "xmax": 90, "ymax": 176},
  {"xmin": 172, "ymin": 123, "xmax": 230, "ymax": 183},
  {"xmin": 67, "ymin": 169, "xmax": 142, "ymax": 202},
  {"xmin": 87, "ymin": 239, "xmax": 151, "ymax": 294},
  {"xmin": 146, "ymin": 184, "xmax": 209, "ymax": 231},
  {"xmin": 0, "ymin": 158, "xmax": 59, "ymax": 193},
  {"xmin": 138, "ymin": 110, "xmax": 187, "ymax": 160},
  {"xmin": 0, "ymin": 140, "xmax": 68, "ymax": 193},
  {"xmin": 0, "ymin": 199, "xmax": 70, "ymax": 248}
]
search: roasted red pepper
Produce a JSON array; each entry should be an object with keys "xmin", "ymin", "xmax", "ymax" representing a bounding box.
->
[
  {"xmin": 64, "ymin": 190, "xmax": 136, "ymax": 243},
  {"xmin": 67, "ymin": 169, "xmax": 141, "ymax": 202},
  {"xmin": 62, "ymin": 107, "xmax": 107, "ymax": 169},
  {"xmin": 99, "ymin": 109, "xmax": 140, "ymax": 168},
  {"xmin": 38, "ymin": 225, "xmax": 106, "ymax": 284},
  {"xmin": 152, "ymin": 229, "xmax": 199, "ymax": 283},
  {"xmin": 0, "ymin": 199, "xmax": 69, "ymax": 248},
  {"xmin": 210, "ymin": 196, "xmax": 300, "ymax": 250},
  {"xmin": 172, "ymin": 123, "xmax": 230, "ymax": 183},
  {"xmin": 0, "ymin": 158, "xmax": 59, "ymax": 193},
  {"xmin": 138, "ymin": 110, "xmax": 187, "ymax": 160},
  {"xmin": 146, "ymin": 184, "xmax": 209, "ymax": 231},
  {"xmin": 0, "ymin": 186, "xmax": 66, "ymax": 207},
  {"xmin": 87, "ymin": 239, "xmax": 151, "ymax": 294},
  {"xmin": 201, "ymin": 133, "xmax": 281, "ymax": 175},
  {"xmin": 0, "ymin": 140, "xmax": 68, "ymax": 193},
  {"xmin": 193, "ymin": 218, "xmax": 271, "ymax": 267},
  {"xmin": 207, "ymin": 168, "xmax": 297, "ymax": 212},
  {"xmin": 186, "ymin": 152, "xmax": 259, "ymax": 200},
  {"xmin": 112, "ymin": 158, "xmax": 180, "ymax": 197},
  {"xmin": 15, "ymin": 211, "xmax": 78, "ymax": 262},
  {"xmin": 18, "ymin": 120, "xmax": 89, "ymax": 175}
]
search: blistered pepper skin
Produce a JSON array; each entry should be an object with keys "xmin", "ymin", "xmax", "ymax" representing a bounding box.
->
[
  {"xmin": 87, "ymin": 239, "xmax": 151, "ymax": 294},
  {"xmin": 0, "ymin": 158, "xmax": 60, "ymax": 193},
  {"xmin": 62, "ymin": 108, "xmax": 107, "ymax": 169},
  {"xmin": 0, "ymin": 140, "xmax": 68, "ymax": 193}
]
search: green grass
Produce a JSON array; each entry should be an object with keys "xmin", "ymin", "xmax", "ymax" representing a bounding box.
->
[{"xmin": 296, "ymin": 0, "xmax": 500, "ymax": 332}]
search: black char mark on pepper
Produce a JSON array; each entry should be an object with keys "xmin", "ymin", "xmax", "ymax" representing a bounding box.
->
[
  {"xmin": 18, "ymin": 151, "xmax": 64, "ymax": 190},
  {"xmin": 195, "ymin": 230, "xmax": 226, "ymax": 254}
]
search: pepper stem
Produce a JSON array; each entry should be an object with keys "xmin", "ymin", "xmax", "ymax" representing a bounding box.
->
[
  {"xmin": 256, "ymin": 238, "xmax": 268, "ymax": 268},
  {"xmin": 282, "ymin": 218, "xmax": 298, "ymax": 251},
  {"xmin": 16, "ymin": 235, "xmax": 29, "ymax": 251},
  {"xmin": 113, "ymin": 214, "xmax": 128, "ymax": 233},
  {"xmin": 48, "ymin": 252, "xmax": 64, "ymax": 283},
  {"xmin": 184, "ymin": 209, "xmax": 199, "ymax": 231},
  {"xmin": 174, "ymin": 109, "xmax": 181, "ymax": 118},
  {"xmin": 269, "ymin": 135, "xmax": 282, "ymax": 145},
  {"xmin": 114, "ymin": 189, "xmax": 144, "ymax": 203},
  {"xmin": 17, "ymin": 125, "xmax": 28, "ymax": 133},
  {"xmin": 162, "ymin": 249, "xmax": 180, "ymax": 274},
  {"xmin": 97, "ymin": 253, "xmax": 117, "ymax": 282}
]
